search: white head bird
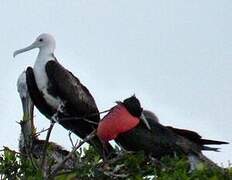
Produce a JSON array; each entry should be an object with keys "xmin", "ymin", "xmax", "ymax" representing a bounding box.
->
[
  {"xmin": 14, "ymin": 33, "xmax": 60, "ymax": 109},
  {"xmin": 13, "ymin": 33, "xmax": 114, "ymax": 157},
  {"xmin": 14, "ymin": 33, "xmax": 56, "ymax": 58}
]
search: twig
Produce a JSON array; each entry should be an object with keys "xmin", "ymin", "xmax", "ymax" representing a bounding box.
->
[
  {"xmin": 98, "ymin": 109, "xmax": 111, "ymax": 115},
  {"xmin": 83, "ymin": 118, "xmax": 98, "ymax": 125},
  {"xmin": 58, "ymin": 109, "xmax": 111, "ymax": 125},
  {"xmin": 68, "ymin": 131, "xmax": 75, "ymax": 148},
  {"xmin": 40, "ymin": 121, "xmax": 55, "ymax": 170},
  {"xmin": 68, "ymin": 131, "xmax": 80, "ymax": 159},
  {"xmin": 34, "ymin": 127, "xmax": 50, "ymax": 137},
  {"xmin": 113, "ymin": 164, "xmax": 126, "ymax": 173},
  {"xmin": 101, "ymin": 170, "xmax": 129, "ymax": 179},
  {"xmin": 47, "ymin": 130, "xmax": 96, "ymax": 179},
  {"xmin": 59, "ymin": 117, "xmax": 98, "ymax": 125}
]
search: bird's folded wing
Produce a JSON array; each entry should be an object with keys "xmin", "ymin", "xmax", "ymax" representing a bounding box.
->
[
  {"xmin": 45, "ymin": 61, "xmax": 99, "ymax": 117},
  {"xmin": 26, "ymin": 66, "xmax": 55, "ymax": 118}
]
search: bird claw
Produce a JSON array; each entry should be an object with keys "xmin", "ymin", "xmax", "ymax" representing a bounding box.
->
[
  {"xmin": 51, "ymin": 113, "xmax": 59, "ymax": 123},
  {"xmin": 57, "ymin": 102, "xmax": 65, "ymax": 113},
  {"xmin": 51, "ymin": 103, "xmax": 65, "ymax": 123}
]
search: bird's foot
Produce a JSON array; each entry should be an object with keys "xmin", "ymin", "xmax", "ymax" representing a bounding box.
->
[
  {"xmin": 57, "ymin": 102, "xmax": 65, "ymax": 113},
  {"xmin": 51, "ymin": 112, "xmax": 59, "ymax": 123},
  {"xmin": 51, "ymin": 103, "xmax": 65, "ymax": 123}
]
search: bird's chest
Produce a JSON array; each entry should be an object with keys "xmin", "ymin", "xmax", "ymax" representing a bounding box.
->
[
  {"xmin": 33, "ymin": 61, "xmax": 49, "ymax": 90},
  {"xmin": 33, "ymin": 59, "xmax": 60, "ymax": 109}
]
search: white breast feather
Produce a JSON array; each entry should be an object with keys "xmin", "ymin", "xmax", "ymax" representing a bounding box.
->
[{"xmin": 33, "ymin": 55, "xmax": 61, "ymax": 109}]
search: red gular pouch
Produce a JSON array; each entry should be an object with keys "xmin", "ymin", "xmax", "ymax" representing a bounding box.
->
[{"xmin": 97, "ymin": 104, "xmax": 140, "ymax": 142}]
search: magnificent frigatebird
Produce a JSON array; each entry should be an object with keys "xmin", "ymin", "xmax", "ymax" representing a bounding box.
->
[
  {"xmin": 17, "ymin": 71, "xmax": 76, "ymax": 171},
  {"xmin": 97, "ymin": 96, "xmax": 229, "ymax": 169},
  {"xmin": 14, "ymin": 34, "xmax": 114, "ymax": 157},
  {"xmin": 140, "ymin": 110, "xmax": 224, "ymax": 151}
]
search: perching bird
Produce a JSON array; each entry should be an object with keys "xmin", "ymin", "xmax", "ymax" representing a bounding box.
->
[
  {"xmin": 141, "ymin": 109, "xmax": 225, "ymax": 151},
  {"xmin": 17, "ymin": 71, "xmax": 76, "ymax": 171},
  {"xmin": 14, "ymin": 33, "xmax": 114, "ymax": 158},
  {"xmin": 97, "ymin": 96, "xmax": 229, "ymax": 169}
]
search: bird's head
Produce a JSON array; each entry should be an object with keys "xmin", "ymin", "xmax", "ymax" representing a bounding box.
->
[
  {"xmin": 121, "ymin": 95, "xmax": 151, "ymax": 130},
  {"xmin": 121, "ymin": 95, "xmax": 143, "ymax": 117},
  {"xmin": 13, "ymin": 33, "xmax": 56, "ymax": 57},
  {"xmin": 142, "ymin": 109, "xmax": 159, "ymax": 123},
  {"xmin": 97, "ymin": 95, "xmax": 150, "ymax": 142}
]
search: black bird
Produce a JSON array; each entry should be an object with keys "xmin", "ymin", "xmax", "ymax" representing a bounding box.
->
[
  {"xmin": 14, "ymin": 34, "xmax": 114, "ymax": 157},
  {"xmin": 142, "ymin": 110, "xmax": 226, "ymax": 152},
  {"xmin": 97, "ymin": 96, "xmax": 229, "ymax": 169}
]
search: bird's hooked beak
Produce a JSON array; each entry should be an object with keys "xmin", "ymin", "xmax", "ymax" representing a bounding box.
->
[
  {"xmin": 140, "ymin": 112, "xmax": 151, "ymax": 130},
  {"xmin": 13, "ymin": 41, "xmax": 38, "ymax": 58}
]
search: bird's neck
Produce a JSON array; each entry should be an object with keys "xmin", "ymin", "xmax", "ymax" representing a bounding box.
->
[
  {"xmin": 37, "ymin": 46, "xmax": 54, "ymax": 61},
  {"xmin": 34, "ymin": 47, "xmax": 55, "ymax": 70}
]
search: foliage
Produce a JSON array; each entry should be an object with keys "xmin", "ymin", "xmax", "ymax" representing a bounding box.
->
[
  {"xmin": 0, "ymin": 147, "xmax": 43, "ymax": 179},
  {"xmin": 0, "ymin": 146, "xmax": 231, "ymax": 180}
]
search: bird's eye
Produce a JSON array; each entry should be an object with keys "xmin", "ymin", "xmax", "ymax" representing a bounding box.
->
[{"xmin": 39, "ymin": 38, "xmax": 43, "ymax": 42}]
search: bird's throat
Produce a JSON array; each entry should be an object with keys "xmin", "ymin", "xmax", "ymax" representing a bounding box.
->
[{"xmin": 97, "ymin": 104, "xmax": 140, "ymax": 142}]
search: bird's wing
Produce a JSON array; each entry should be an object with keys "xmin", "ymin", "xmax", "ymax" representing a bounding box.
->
[
  {"xmin": 166, "ymin": 126, "xmax": 201, "ymax": 142},
  {"xmin": 45, "ymin": 60, "xmax": 99, "ymax": 120},
  {"xmin": 26, "ymin": 67, "xmax": 55, "ymax": 119},
  {"xmin": 167, "ymin": 126, "xmax": 228, "ymax": 146}
]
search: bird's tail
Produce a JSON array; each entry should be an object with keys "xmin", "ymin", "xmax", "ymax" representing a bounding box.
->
[
  {"xmin": 200, "ymin": 139, "xmax": 229, "ymax": 145},
  {"xmin": 202, "ymin": 146, "xmax": 220, "ymax": 152}
]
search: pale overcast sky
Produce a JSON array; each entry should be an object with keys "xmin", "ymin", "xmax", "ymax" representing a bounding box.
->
[{"xmin": 0, "ymin": 1, "xmax": 231, "ymax": 166}]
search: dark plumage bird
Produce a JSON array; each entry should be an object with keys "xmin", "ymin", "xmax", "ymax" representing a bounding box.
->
[
  {"xmin": 142, "ymin": 110, "xmax": 226, "ymax": 152},
  {"xmin": 17, "ymin": 71, "xmax": 76, "ymax": 171},
  {"xmin": 14, "ymin": 34, "xmax": 114, "ymax": 157},
  {"xmin": 97, "ymin": 96, "xmax": 229, "ymax": 169}
]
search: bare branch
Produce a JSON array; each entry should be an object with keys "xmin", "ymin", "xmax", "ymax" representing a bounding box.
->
[
  {"xmin": 34, "ymin": 127, "xmax": 50, "ymax": 137},
  {"xmin": 99, "ymin": 109, "xmax": 111, "ymax": 115},
  {"xmin": 59, "ymin": 117, "xmax": 98, "ymax": 125},
  {"xmin": 68, "ymin": 131, "xmax": 75, "ymax": 148},
  {"xmin": 58, "ymin": 109, "xmax": 111, "ymax": 125},
  {"xmin": 100, "ymin": 170, "xmax": 129, "ymax": 179},
  {"xmin": 40, "ymin": 121, "xmax": 55, "ymax": 171},
  {"xmin": 47, "ymin": 130, "xmax": 96, "ymax": 179}
]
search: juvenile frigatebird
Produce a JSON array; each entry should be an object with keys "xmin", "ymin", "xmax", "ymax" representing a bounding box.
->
[
  {"xmin": 14, "ymin": 34, "xmax": 114, "ymax": 157},
  {"xmin": 97, "ymin": 96, "xmax": 229, "ymax": 169},
  {"xmin": 17, "ymin": 71, "xmax": 76, "ymax": 171}
]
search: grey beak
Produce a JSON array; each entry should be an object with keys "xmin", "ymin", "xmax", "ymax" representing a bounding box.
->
[
  {"xmin": 140, "ymin": 112, "xmax": 151, "ymax": 130},
  {"xmin": 13, "ymin": 43, "xmax": 37, "ymax": 58}
]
